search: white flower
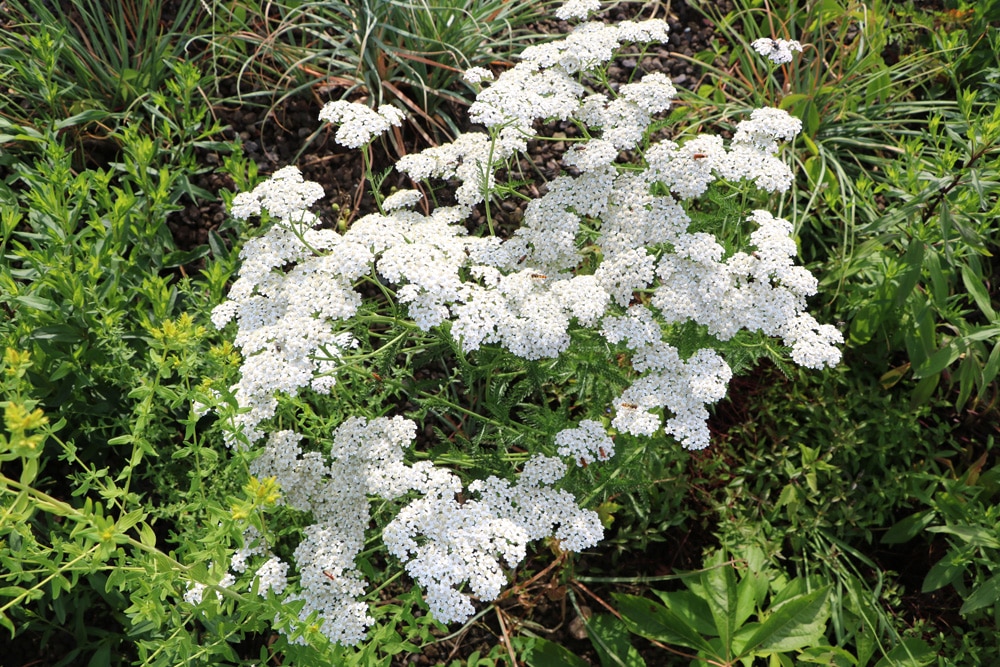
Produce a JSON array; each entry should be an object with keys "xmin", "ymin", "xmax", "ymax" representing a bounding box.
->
[
  {"xmin": 255, "ymin": 557, "xmax": 289, "ymax": 596},
  {"xmin": 229, "ymin": 166, "xmax": 325, "ymax": 221},
  {"xmin": 751, "ymin": 37, "xmax": 803, "ymax": 65},
  {"xmin": 382, "ymin": 189, "xmax": 423, "ymax": 211},
  {"xmin": 732, "ymin": 107, "xmax": 803, "ymax": 153},
  {"xmin": 555, "ymin": 0, "xmax": 601, "ymax": 21},
  {"xmin": 463, "ymin": 66, "xmax": 494, "ymax": 84},
  {"xmin": 615, "ymin": 19, "xmax": 670, "ymax": 43},
  {"xmin": 183, "ymin": 582, "xmax": 207, "ymax": 605},
  {"xmin": 555, "ymin": 420, "xmax": 615, "ymax": 465},
  {"xmin": 619, "ymin": 72, "xmax": 677, "ymax": 114},
  {"xmin": 318, "ymin": 101, "xmax": 406, "ymax": 148},
  {"xmin": 563, "ymin": 138, "xmax": 619, "ymax": 171}
]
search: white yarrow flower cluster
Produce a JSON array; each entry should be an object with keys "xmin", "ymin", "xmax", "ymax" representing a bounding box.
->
[
  {"xmin": 211, "ymin": 0, "xmax": 842, "ymax": 648},
  {"xmin": 242, "ymin": 417, "xmax": 602, "ymax": 640},
  {"xmin": 555, "ymin": 0, "xmax": 601, "ymax": 21},
  {"xmin": 463, "ymin": 66, "xmax": 494, "ymax": 84},
  {"xmin": 318, "ymin": 101, "xmax": 406, "ymax": 148},
  {"xmin": 751, "ymin": 37, "xmax": 804, "ymax": 65}
]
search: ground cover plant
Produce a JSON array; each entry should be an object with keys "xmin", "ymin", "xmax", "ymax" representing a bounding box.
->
[{"xmin": 1, "ymin": 0, "xmax": 998, "ymax": 665}]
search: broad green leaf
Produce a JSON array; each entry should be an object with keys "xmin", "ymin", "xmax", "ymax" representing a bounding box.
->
[
  {"xmin": 139, "ymin": 523, "xmax": 156, "ymax": 548},
  {"xmin": 652, "ymin": 589, "xmax": 716, "ymax": 637},
  {"xmin": 849, "ymin": 302, "xmax": 881, "ymax": 345},
  {"xmin": 738, "ymin": 586, "xmax": 829, "ymax": 656},
  {"xmin": 13, "ymin": 294, "xmax": 57, "ymax": 311},
  {"xmin": 964, "ymin": 326, "xmax": 1000, "ymax": 342},
  {"xmin": 873, "ymin": 638, "xmax": 934, "ymax": 667},
  {"xmin": 26, "ymin": 325, "xmax": 82, "ymax": 342},
  {"xmin": 913, "ymin": 342, "xmax": 962, "ymax": 379},
  {"xmin": 959, "ymin": 573, "xmax": 1000, "ymax": 615},
  {"xmin": 208, "ymin": 229, "xmax": 230, "ymax": 260},
  {"xmin": 881, "ymin": 510, "xmax": 936, "ymax": 544},
  {"xmin": 797, "ymin": 645, "xmax": 858, "ymax": 666},
  {"xmin": 54, "ymin": 109, "xmax": 112, "ymax": 131},
  {"xmin": 924, "ymin": 250, "xmax": 948, "ymax": 311},
  {"xmin": 586, "ymin": 614, "xmax": 646, "ymax": 667},
  {"xmin": 921, "ymin": 556, "xmax": 965, "ymax": 593},
  {"xmin": 163, "ymin": 246, "xmax": 210, "ymax": 268},
  {"xmin": 86, "ymin": 641, "xmax": 112, "ymax": 667},
  {"xmin": 612, "ymin": 593, "xmax": 717, "ymax": 655},
  {"xmin": 699, "ymin": 553, "xmax": 740, "ymax": 655},
  {"xmin": 524, "ymin": 637, "xmax": 590, "ymax": 667},
  {"xmin": 910, "ymin": 373, "xmax": 940, "ymax": 409}
]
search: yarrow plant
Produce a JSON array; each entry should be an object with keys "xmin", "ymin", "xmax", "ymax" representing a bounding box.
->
[
  {"xmin": 751, "ymin": 37, "xmax": 804, "ymax": 65},
  {"xmin": 199, "ymin": 0, "xmax": 842, "ymax": 648}
]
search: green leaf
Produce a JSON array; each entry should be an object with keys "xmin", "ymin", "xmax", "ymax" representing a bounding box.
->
[
  {"xmin": 882, "ymin": 510, "xmax": 935, "ymax": 544},
  {"xmin": 960, "ymin": 573, "xmax": 1000, "ymax": 614},
  {"xmin": 524, "ymin": 637, "xmax": 590, "ymax": 667},
  {"xmin": 797, "ymin": 645, "xmax": 858, "ymax": 666},
  {"xmin": 139, "ymin": 523, "xmax": 156, "ymax": 548},
  {"xmin": 86, "ymin": 641, "xmax": 112, "ymax": 667},
  {"xmin": 921, "ymin": 556, "xmax": 965, "ymax": 593},
  {"xmin": 163, "ymin": 246, "xmax": 210, "ymax": 268},
  {"xmin": 982, "ymin": 340, "xmax": 1000, "ymax": 386},
  {"xmin": 874, "ymin": 638, "xmax": 934, "ymax": 667},
  {"xmin": 208, "ymin": 229, "xmax": 230, "ymax": 260},
  {"xmin": 651, "ymin": 589, "xmax": 716, "ymax": 636},
  {"xmin": 738, "ymin": 586, "xmax": 829, "ymax": 657},
  {"xmin": 612, "ymin": 593, "xmax": 717, "ymax": 655},
  {"xmin": 13, "ymin": 294, "xmax": 57, "ymax": 311},
  {"xmin": 700, "ymin": 552, "xmax": 739, "ymax": 653},
  {"xmin": 54, "ymin": 109, "xmax": 112, "ymax": 131},
  {"xmin": 926, "ymin": 525, "xmax": 1000, "ymax": 548},
  {"xmin": 912, "ymin": 342, "xmax": 962, "ymax": 379},
  {"xmin": 586, "ymin": 614, "xmax": 646, "ymax": 667},
  {"xmin": 894, "ymin": 240, "xmax": 925, "ymax": 308},
  {"xmin": 26, "ymin": 325, "xmax": 82, "ymax": 342},
  {"xmin": 961, "ymin": 265, "xmax": 997, "ymax": 320}
]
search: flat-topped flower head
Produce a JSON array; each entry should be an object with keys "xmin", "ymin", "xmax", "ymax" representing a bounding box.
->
[
  {"xmin": 229, "ymin": 166, "xmax": 326, "ymax": 221},
  {"xmin": 463, "ymin": 66, "xmax": 494, "ymax": 85},
  {"xmin": 751, "ymin": 37, "xmax": 804, "ymax": 65},
  {"xmin": 318, "ymin": 101, "xmax": 406, "ymax": 148},
  {"xmin": 555, "ymin": 0, "xmax": 601, "ymax": 20}
]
